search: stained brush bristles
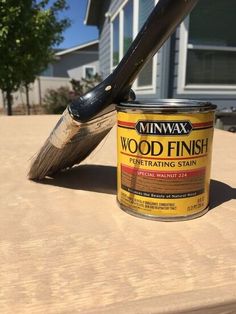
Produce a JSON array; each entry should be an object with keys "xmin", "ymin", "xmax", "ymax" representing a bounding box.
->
[{"xmin": 28, "ymin": 109, "xmax": 116, "ymax": 180}]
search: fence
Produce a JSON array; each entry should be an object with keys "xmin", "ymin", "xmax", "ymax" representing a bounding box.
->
[{"xmin": 0, "ymin": 76, "xmax": 71, "ymax": 114}]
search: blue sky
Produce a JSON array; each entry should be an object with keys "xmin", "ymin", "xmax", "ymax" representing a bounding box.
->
[{"xmin": 58, "ymin": 0, "xmax": 98, "ymax": 49}]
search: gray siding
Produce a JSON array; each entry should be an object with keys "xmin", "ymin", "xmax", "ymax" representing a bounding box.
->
[
  {"xmin": 53, "ymin": 52, "xmax": 99, "ymax": 80},
  {"xmin": 99, "ymin": 0, "xmax": 112, "ymax": 78},
  {"xmin": 99, "ymin": 0, "xmax": 124, "ymax": 79}
]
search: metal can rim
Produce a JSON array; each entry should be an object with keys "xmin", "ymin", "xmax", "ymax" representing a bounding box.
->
[{"xmin": 116, "ymin": 99, "xmax": 217, "ymax": 113}]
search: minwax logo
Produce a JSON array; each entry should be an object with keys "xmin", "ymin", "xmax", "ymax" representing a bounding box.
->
[{"xmin": 135, "ymin": 120, "xmax": 192, "ymax": 136}]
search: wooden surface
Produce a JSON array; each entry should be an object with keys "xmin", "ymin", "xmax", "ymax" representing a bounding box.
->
[{"xmin": 0, "ymin": 115, "xmax": 236, "ymax": 314}]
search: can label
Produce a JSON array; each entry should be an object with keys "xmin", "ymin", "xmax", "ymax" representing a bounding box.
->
[{"xmin": 117, "ymin": 111, "xmax": 215, "ymax": 220}]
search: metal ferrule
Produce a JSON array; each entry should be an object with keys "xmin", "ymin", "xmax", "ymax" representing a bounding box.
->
[
  {"xmin": 49, "ymin": 108, "xmax": 81, "ymax": 149},
  {"xmin": 76, "ymin": 109, "xmax": 116, "ymax": 137},
  {"xmin": 49, "ymin": 108, "xmax": 116, "ymax": 149}
]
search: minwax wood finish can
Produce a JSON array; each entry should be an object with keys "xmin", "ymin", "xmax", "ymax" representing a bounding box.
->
[{"xmin": 116, "ymin": 99, "xmax": 217, "ymax": 221}]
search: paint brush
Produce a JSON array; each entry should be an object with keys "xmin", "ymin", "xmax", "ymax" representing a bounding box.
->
[{"xmin": 29, "ymin": 0, "xmax": 199, "ymax": 180}]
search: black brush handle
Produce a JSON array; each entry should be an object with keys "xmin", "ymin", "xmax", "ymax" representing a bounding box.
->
[{"xmin": 69, "ymin": 0, "xmax": 198, "ymax": 122}]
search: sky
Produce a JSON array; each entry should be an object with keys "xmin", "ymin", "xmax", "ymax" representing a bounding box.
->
[{"xmin": 58, "ymin": 0, "xmax": 98, "ymax": 49}]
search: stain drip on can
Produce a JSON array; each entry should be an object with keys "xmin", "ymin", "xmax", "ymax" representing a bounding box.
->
[{"xmin": 116, "ymin": 99, "xmax": 217, "ymax": 221}]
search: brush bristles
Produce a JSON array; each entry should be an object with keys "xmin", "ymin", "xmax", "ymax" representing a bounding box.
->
[
  {"xmin": 28, "ymin": 110, "xmax": 116, "ymax": 180},
  {"xmin": 28, "ymin": 127, "xmax": 113, "ymax": 180}
]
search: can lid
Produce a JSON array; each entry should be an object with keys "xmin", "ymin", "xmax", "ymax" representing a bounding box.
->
[{"xmin": 117, "ymin": 99, "xmax": 217, "ymax": 112}]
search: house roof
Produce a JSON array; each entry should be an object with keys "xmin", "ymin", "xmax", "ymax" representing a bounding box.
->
[
  {"xmin": 84, "ymin": 0, "xmax": 103, "ymax": 26},
  {"xmin": 55, "ymin": 40, "xmax": 99, "ymax": 56}
]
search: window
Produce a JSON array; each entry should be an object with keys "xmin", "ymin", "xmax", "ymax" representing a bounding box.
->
[
  {"xmin": 111, "ymin": 0, "xmax": 133, "ymax": 71},
  {"xmin": 178, "ymin": 0, "xmax": 236, "ymax": 94},
  {"xmin": 123, "ymin": 0, "xmax": 133, "ymax": 55},
  {"xmin": 137, "ymin": 0, "xmax": 155, "ymax": 88},
  {"xmin": 84, "ymin": 66, "xmax": 96, "ymax": 79},
  {"xmin": 41, "ymin": 64, "xmax": 53, "ymax": 77},
  {"xmin": 111, "ymin": 0, "xmax": 156, "ymax": 93},
  {"xmin": 112, "ymin": 16, "xmax": 119, "ymax": 67}
]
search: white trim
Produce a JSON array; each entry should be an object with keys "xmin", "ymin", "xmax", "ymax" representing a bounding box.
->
[
  {"xmin": 133, "ymin": 0, "xmax": 139, "ymax": 38},
  {"xmin": 83, "ymin": 65, "xmax": 96, "ymax": 79},
  {"xmin": 120, "ymin": 9, "xmax": 124, "ymax": 61},
  {"xmin": 177, "ymin": 17, "xmax": 236, "ymax": 95},
  {"xmin": 177, "ymin": 18, "xmax": 189, "ymax": 95},
  {"xmin": 110, "ymin": 21, "xmax": 114, "ymax": 71},
  {"xmin": 110, "ymin": 0, "xmax": 129, "ymax": 21},
  {"xmin": 84, "ymin": 0, "xmax": 91, "ymax": 25},
  {"xmin": 187, "ymin": 44, "xmax": 236, "ymax": 52},
  {"xmin": 132, "ymin": 0, "xmax": 139, "ymax": 91},
  {"xmin": 55, "ymin": 40, "xmax": 99, "ymax": 56},
  {"xmin": 179, "ymin": 85, "xmax": 236, "ymax": 96}
]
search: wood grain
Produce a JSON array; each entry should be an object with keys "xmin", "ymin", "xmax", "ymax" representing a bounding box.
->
[{"xmin": 0, "ymin": 116, "xmax": 236, "ymax": 313}]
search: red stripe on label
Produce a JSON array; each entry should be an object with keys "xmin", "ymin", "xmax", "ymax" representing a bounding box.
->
[
  {"xmin": 118, "ymin": 120, "xmax": 213, "ymax": 131},
  {"xmin": 121, "ymin": 151, "xmax": 207, "ymax": 160},
  {"xmin": 118, "ymin": 120, "xmax": 135, "ymax": 128},
  {"xmin": 192, "ymin": 121, "xmax": 213, "ymax": 128},
  {"xmin": 121, "ymin": 164, "xmax": 206, "ymax": 179},
  {"xmin": 118, "ymin": 120, "xmax": 213, "ymax": 129}
]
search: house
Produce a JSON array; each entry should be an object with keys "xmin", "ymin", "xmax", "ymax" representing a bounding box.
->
[
  {"xmin": 1, "ymin": 40, "xmax": 99, "ymax": 111},
  {"xmin": 85, "ymin": 0, "xmax": 236, "ymax": 130},
  {"xmin": 41, "ymin": 40, "xmax": 99, "ymax": 80}
]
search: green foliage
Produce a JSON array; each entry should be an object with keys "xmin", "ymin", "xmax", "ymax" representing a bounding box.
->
[
  {"xmin": 71, "ymin": 74, "xmax": 102, "ymax": 95},
  {"xmin": 70, "ymin": 79, "xmax": 84, "ymax": 95},
  {"xmin": 0, "ymin": 0, "xmax": 70, "ymax": 115},
  {"xmin": 43, "ymin": 75, "xmax": 102, "ymax": 114},
  {"xmin": 43, "ymin": 86, "xmax": 73, "ymax": 114}
]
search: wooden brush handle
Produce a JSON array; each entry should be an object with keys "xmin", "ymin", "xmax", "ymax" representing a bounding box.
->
[{"xmin": 69, "ymin": 0, "xmax": 199, "ymax": 122}]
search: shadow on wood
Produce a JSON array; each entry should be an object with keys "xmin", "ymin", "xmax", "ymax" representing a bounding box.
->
[
  {"xmin": 209, "ymin": 179, "xmax": 236, "ymax": 210},
  {"xmin": 39, "ymin": 164, "xmax": 117, "ymax": 195}
]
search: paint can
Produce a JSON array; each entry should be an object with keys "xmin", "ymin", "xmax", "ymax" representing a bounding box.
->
[{"xmin": 116, "ymin": 99, "xmax": 217, "ymax": 221}]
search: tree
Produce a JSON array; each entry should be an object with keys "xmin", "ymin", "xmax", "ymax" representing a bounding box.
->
[{"xmin": 0, "ymin": 0, "xmax": 70, "ymax": 115}]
